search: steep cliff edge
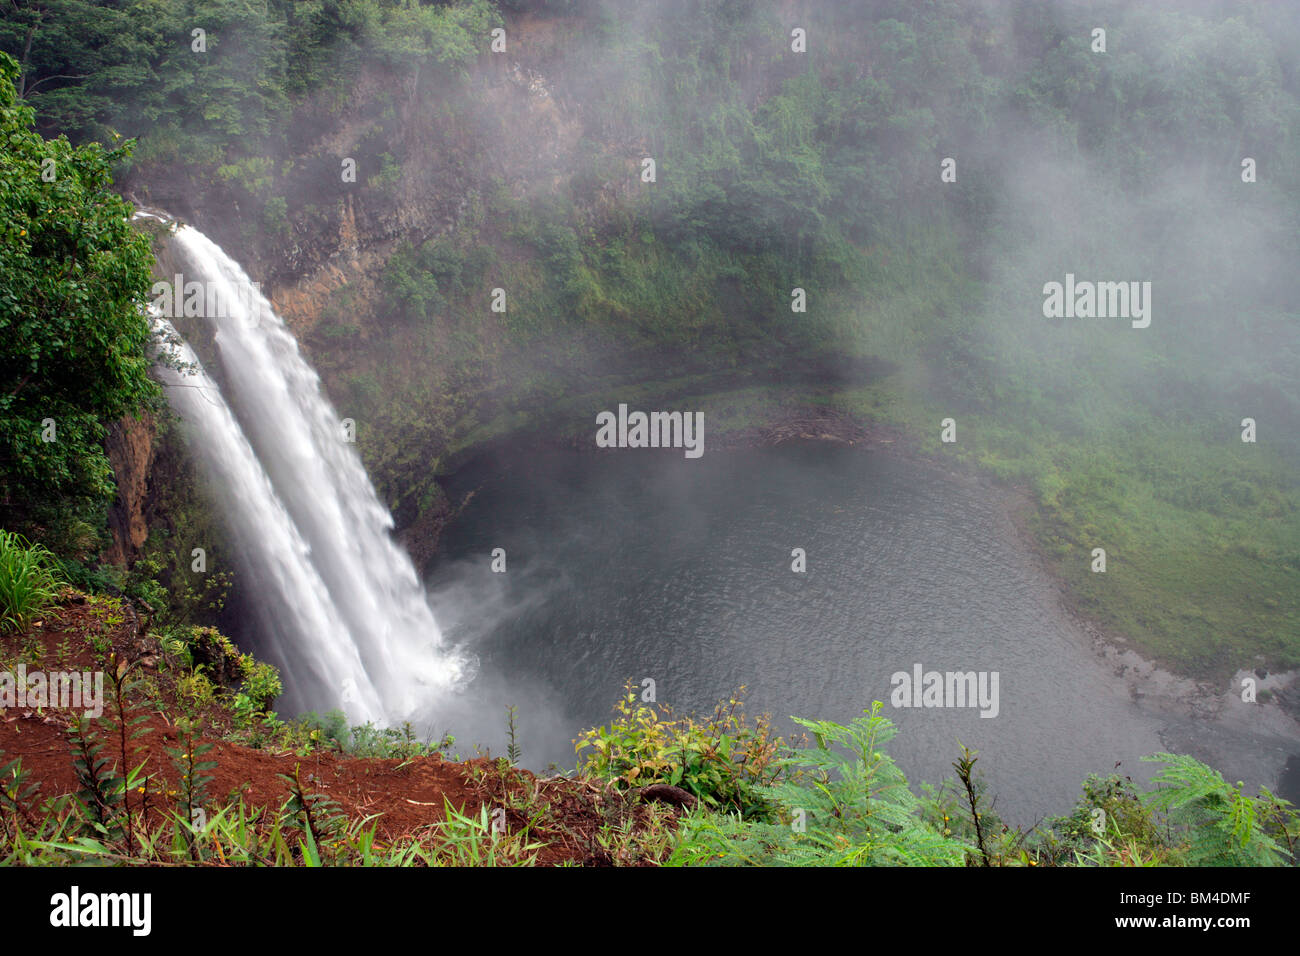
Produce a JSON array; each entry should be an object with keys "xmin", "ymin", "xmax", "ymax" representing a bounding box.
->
[{"xmin": 104, "ymin": 414, "xmax": 157, "ymax": 568}]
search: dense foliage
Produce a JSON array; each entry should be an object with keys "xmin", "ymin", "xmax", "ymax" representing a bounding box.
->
[
  {"xmin": 575, "ymin": 681, "xmax": 784, "ymax": 819},
  {"xmin": 0, "ymin": 0, "xmax": 499, "ymax": 150},
  {"xmin": 0, "ymin": 51, "xmax": 157, "ymax": 546}
]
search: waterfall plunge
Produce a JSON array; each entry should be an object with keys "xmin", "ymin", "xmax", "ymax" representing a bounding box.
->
[{"xmin": 150, "ymin": 224, "xmax": 474, "ymax": 724}]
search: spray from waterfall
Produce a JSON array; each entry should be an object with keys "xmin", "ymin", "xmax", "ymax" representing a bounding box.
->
[{"xmin": 147, "ymin": 220, "xmax": 475, "ymax": 724}]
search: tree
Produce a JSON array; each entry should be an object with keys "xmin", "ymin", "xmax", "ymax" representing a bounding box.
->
[
  {"xmin": 0, "ymin": 51, "xmax": 158, "ymax": 547},
  {"xmin": 0, "ymin": 0, "xmax": 153, "ymax": 142}
]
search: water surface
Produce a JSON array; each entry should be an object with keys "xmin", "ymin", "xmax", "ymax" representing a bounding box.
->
[{"xmin": 427, "ymin": 444, "xmax": 1292, "ymax": 823}]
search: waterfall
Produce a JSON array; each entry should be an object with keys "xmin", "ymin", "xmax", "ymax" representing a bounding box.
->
[{"xmin": 148, "ymin": 222, "xmax": 474, "ymax": 724}]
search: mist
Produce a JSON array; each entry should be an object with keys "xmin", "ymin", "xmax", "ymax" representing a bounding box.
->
[{"xmin": 6, "ymin": 0, "xmax": 1299, "ymax": 861}]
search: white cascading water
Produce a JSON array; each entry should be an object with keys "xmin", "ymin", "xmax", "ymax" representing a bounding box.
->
[{"xmin": 149, "ymin": 222, "xmax": 473, "ymax": 724}]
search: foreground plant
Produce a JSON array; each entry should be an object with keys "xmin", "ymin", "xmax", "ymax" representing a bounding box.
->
[
  {"xmin": 668, "ymin": 702, "xmax": 972, "ymax": 867},
  {"xmin": 1141, "ymin": 753, "xmax": 1295, "ymax": 866},
  {"xmin": 575, "ymin": 680, "xmax": 784, "ymax": 820},
  {"xmin": 0, "ymin": 531, "xmax": 63, "ymax": 633}
]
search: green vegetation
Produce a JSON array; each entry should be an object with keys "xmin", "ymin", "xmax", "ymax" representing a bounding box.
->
[
  {"xmin": 0, "ymin": 51, "xmax": 158, "ymax": 550},
  {"xmin": 2, "ymin": 746, "xmax": 545, "ymax": 867},
  {"xmin": 381, "ymin": 236, "xmax": 467, "ymax": 322},
  {"xmin": 575, "ymin": 681, "xmax": 784, "ymax": 820},
  {"xmin": 1, "ymin": 579, "xmax": 1296, "ymax": 867},
  {"xmin": 666, "ymin": 704, "xmax": 974, "ymax": 866},
  {"xmin": 0, "ymin": 0, "xmax": 500, "ymax": 154},
  {"xmin": 281, "ymin": 708, "xmax": 455, "ymax": 759},
  {"xmin": 2, "ymin": 649, "xmax": 1296, "ymax": 866},
  {"xmin": 578, "ymin": 694, "xmax": 1300, "ymax": 868},
  {"xmin": 0, "ymin": 1, "xmax": 1297, "ymax": 870},
  {"xmin": 0, "ymin": 531, "xmax": 63, "ymax": 633}
]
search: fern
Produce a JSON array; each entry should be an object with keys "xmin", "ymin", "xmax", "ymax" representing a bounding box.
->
[
  {"xmin": 668, "ymin": 702, "xmax": 971, "ymax": 866},
  {"xmin": 1142, "ymin": 753, "xmax": 1290, "ymax": 866}
]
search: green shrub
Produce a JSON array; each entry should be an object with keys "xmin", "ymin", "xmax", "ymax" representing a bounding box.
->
[
  {"xmin": 575, "ymin": 681, "xmax": 784, "ymax": 820},
  {"xmin": 160, "ymin": 625, "xmax": 282, "ymax": 725},
  {"xmin": 262, "ymin": 195, "xmax": 291, "ymax": 240},
  {"xmin": 346, "ymin": 720, "xmax": 454, "ymax": 760},
  {"xmin": 380, "ymin": 238, "xmax": 467, "ymax": 322},
  {"xmin": 289, "ymin": 709, "xmax": 351, "ymax": 751},
  {"xmin": 1038, "ymin": 772, "xmax": 1174, "ymax": 866},
  {"xmin": 233, "ymin": 659, "xmax": 283, "ymax": 724}
]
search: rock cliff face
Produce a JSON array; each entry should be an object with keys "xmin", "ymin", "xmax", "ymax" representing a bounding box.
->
[
  {"xmin": 126, "ymin": 13, "xmax": 586, "ymax": 326},
  {"xmin": 262, "ymin": 21, "xmax": 583, "ymax": 325},
  {"xmin": 110, "ymin": 14, "xmax": 648, "ymax": 569},
  {"xmin": 105, "ymin": 413, "xmax": 157, "ymax": 567}
]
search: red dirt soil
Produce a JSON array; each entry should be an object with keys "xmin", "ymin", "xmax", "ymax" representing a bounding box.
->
[{"xmin": 0, "ymin": 593, "xmax": 678, "ymax": 865}]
